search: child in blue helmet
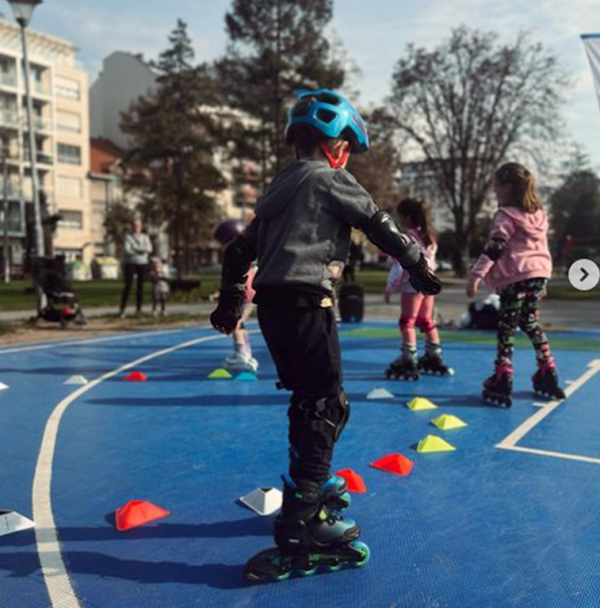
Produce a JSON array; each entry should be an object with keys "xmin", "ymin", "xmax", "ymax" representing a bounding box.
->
[{"xmin": 211, "ymin": 89, "xmax": 441, "ymax": 582}]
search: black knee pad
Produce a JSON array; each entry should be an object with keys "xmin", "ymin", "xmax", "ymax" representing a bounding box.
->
[{"xmin": 298, "ymin": 391, "xmax": 350, "ymax": 443}]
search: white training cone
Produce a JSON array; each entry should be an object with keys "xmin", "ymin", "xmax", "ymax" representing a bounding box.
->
[
  {"xmin": 65, "ymin": 375, "xmax": 89, "ymax": 385},
  {"xmin": 239, "ymin": 488, "xmax": 283, "ymax": 516},
  {"xmin": 367, "ymin": 388, "xmax": 395, "ymax": 400},
  {"xmin": 0, "ymin": 382, "xmax": 9, "ymax": 391},
  {"xmin": 0, "ymin": 510, "xmax": 35, "ymax": 538}
]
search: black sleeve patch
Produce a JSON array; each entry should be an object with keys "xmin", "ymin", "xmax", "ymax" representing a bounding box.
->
[{"xmin": 484, "ymin": 237, "xmax": 508, "ymax": 261}]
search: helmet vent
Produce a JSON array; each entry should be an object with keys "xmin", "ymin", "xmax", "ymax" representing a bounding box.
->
[{"xmin": 316, "ymin": 109, "xmax": 336, "ymax": 124}]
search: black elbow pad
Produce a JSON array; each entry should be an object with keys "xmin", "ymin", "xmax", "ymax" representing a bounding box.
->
[
  {"xmin": 221, "ymin": 234, "xmax": 257, "ymax": 289},
  {"xmin": 363, "ymin": 210, "xmax": 421, "ymax": 267},
  {"xmin": 484, "ymin": 238, "xmax": 507, "ymax": 262}
]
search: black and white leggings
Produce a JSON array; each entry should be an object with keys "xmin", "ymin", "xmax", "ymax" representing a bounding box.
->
[{"xmin": 496, "ymin": 278, "xmax": 554, "ymax": 370}]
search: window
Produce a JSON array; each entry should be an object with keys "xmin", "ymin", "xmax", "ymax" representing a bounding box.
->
[
  {"xmin": 57, "ymin": 144, "xmax": 81, "ymax": 166},
  {"xmin": 58, "ymin": 209, "xmax": 83, "ymax": 229},
  {"xmin": 58, "ymin": 176, "xmax": 82, "ymax": 198},
  {"xmin": 54, "ymin": 76, "xmax": 80, "ymax": 100},
  {"xmin": 56, "ymin": 110, "xmax": 81, "ymax": 134}
]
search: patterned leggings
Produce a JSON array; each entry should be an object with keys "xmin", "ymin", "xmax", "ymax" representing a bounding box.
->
[{"xmin": 496, "ymin": 278, "xmax": 553, "ymax": 369}]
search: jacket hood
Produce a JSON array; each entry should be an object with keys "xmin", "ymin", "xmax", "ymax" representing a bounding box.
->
[
  {"xmin": 255, "ymin": 160, "xmax": 326, "ymax": 220},
  {"xmin": 499, "ymin": 206, "xmax": 548, "ymax": 238}
]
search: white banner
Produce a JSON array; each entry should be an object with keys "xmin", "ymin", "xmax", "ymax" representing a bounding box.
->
[{"xmin": 582, "ymin": 35, "xmax": 600, "ymax": 115}]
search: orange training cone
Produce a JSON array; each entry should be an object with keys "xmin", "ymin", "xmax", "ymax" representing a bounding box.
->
[
  {"xmin": 125, "ymin": 371, "xmax": 147, "ymax": 382},
  {"xmin": 333, "ymin": 469, "xmax": 367, "ymax": 493},
  {"xmin": 115, "ymin": 500, "xmax": 170, "ymax": 531},
  {"xmin": 370, "ymin": 453, "xmax": 414, "ymax": 476}
]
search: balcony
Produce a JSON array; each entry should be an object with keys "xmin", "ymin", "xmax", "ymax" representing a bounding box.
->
[
  {"xmin": 32, "ymin": 80, "xmax": 51, "ymax": 97},
  {"xmin": 22, "ymin": 116, "xmax": 53, "ymax": 133},
  {"xmin": 0, "ymin": 72, "xmax": 17, "ymax": 89},
  {"xmin": 0, "ymin": 180, "xmax": 22, "ymax": 198},
  {"xmin": 23, "ymin": 150, "xmax": 54, "ymax": 166},
  {"xmin": 0, "ymin": 110, "xmax": 19, "ymax": 130}
]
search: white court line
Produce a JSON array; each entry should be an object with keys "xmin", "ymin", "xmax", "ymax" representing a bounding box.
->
[
  {"xmin": 32, "ymin": 330, "xmax": 252, "ymax": 608},
  {"xmin": 0, "ymin": 328, "xmax": 186, "ymax": 356},
  {"xmin": 496, "ymin": 359, "xmax": 600, "ymax": 462},
  {"xmin": 499, "ymin": 445, "xmax": 600, "ymax": 465}
]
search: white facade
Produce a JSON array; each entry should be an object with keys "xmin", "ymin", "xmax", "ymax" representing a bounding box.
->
[
  {"xmin": 0, "ymin": 17, "xmax": 93, "ymax": 269},
  {"xmin": 90, "ymin": 52, "xmax": 158, "ymax": 150}
]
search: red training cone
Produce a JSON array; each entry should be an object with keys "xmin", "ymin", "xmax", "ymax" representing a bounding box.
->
[
  {"xmin": 333, "ymin": 469, "xmax": 367, "ymax": 493},
  {"xmin": 370, "ymin": 453, "xmax": 414, "ymax": 476},
  {"xmin": 115, "ymin": 500, "xmax": 170, "ymax": 531},
  {"xmin": 125, "ymin": 371, "xmax": 147, "ymax": 382}
]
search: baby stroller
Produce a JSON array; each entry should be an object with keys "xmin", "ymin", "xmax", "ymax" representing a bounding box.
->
[{"xmin": 32, "ymin": 257, "xmax": 87, "ymax": 329}]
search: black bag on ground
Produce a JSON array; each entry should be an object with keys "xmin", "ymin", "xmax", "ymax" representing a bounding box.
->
[{"xmin": 338, "ymin": 283, "xmax": 364, "ymax": 323}]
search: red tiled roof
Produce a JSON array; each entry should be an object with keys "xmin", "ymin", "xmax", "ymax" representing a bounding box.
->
[{"xmin": 90, "ymin": 138, "xmax": 125, "ymax": 174}]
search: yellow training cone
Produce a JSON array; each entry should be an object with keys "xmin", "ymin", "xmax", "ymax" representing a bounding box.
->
[
  {"xmin": 417, "ymin": 435, "xmax": 456, "ymax": 453},
  {"xmin": 431, "ymin": 414, "xmax": 467, "ymax": 431},
  {"xmin": 208, "ymin": 368, "xmax": 233, "ymax": 379},
  {"xmin": 407, "ymin": 397, "xmax": 438, "ymax": 411}
]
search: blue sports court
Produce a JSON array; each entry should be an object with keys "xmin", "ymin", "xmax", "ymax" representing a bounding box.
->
[{"xmin": 1, "ymin": 321, "xmax": 600, "ymax": 607}]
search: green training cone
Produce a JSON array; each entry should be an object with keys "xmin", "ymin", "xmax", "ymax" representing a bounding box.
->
[
  {"xmin": 208, "ymin": 368, "xmax": 233, "ymax": 379},
  {"xmin": 431, "ymin": 414, "xmax": 467, "ymax": 431},
  {"xmin": 407, "ymin": 397, "xmax": 438, "ymax": 411}
]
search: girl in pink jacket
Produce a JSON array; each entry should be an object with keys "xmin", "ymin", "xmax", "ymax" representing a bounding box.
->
[
  {"xmin": 467, "ymin": 162, "xmax": 565, "ymax": 407},
  {"xmin": 385, "ymin": 198, "xmax": 453, "ymax": 380}
]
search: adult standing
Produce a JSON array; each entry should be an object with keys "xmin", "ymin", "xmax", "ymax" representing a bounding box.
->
[{"xmin": 119, "ymin": 218, "xmax": 152, "ymax": 317}]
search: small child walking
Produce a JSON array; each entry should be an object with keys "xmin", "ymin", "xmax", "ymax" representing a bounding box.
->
[
  {"xmin": 467, "ymin": 162, "xmax": 566, "ymax": 407},
  {"xmin": 214, "ymin": 220, "xmax": 259, "ymax": 373},
  {"xmin": 149, "ymin": 258, "xmax": 170, "ymax": 317},
  {"xmin": 385, "ymin": 198, "xmax": 453, "ymax": 380}
]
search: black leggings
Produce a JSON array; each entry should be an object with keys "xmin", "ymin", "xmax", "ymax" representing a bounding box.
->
[
  {"xmin": 120, "ymin": 264, "xmax": 147, "ymax": 313},
  {"xmin": 258, "ymin": 305, "xmax": 348, "ymax": 486}
]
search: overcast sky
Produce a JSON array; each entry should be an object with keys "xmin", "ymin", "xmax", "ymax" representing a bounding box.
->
[{"xmin": 9, "ymin": 0, "xmax": 600, "ymax": 167}]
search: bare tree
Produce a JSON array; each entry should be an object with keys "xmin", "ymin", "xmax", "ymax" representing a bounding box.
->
[
  {"xmin": 349, "ymin": 108, "xmax": 404, "ymax": 211},
  {"xmin": 387, "ymin": 27, "xmax": 566, "ymax": 274}
]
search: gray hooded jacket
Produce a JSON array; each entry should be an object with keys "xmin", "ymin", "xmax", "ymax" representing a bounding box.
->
[{"xmin": 243, "ymin": 159, "xmax": 379, "ymax": 295}]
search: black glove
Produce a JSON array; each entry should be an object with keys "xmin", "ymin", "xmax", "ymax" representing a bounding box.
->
[
  {"xmin": 210, "ymin": 290, "xmax": 246, "ymax": 334},
  {"xmin": 406, "ymin": 254, "xmax": 442, "ymax": 296}
]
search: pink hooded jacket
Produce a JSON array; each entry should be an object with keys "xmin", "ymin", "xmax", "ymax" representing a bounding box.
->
[
  {"xmin": 470, "ymin": 206, "xmax": 552, "ymax": 290},
  {"xmin": 387, "ymin": 228, "xmax": 438, "ymax": 293}
]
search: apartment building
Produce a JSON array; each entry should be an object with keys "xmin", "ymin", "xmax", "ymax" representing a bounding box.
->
[{"xmin": 0, "ymin": 17, "xmax": 92, "ymax": 271}]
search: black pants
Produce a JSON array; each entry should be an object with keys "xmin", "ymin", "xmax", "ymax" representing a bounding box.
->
[
  {"xmin": 258, "ymin": 305, "xmax": 349, "ymax": 486},
  {"xmin": 120, "ymin": 264, "xmax": 147, "ymax": 313}
]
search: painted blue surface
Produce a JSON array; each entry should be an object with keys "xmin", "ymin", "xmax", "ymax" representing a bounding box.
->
[{"xmin": 1, "ymin": 323, "xmax": 599, "ymax": 607}]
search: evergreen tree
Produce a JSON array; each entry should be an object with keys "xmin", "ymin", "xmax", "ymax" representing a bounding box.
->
[
  {"xmin": 218, "ymin": 0, "xmax": 345, "ymax": 184},
  {"xmin": 550, "ymin": 151, "xmax": 600, "ymax": 264},
  {"xmin": 121, "ymin": 20, "xmax": 225, "ymax": 276}
]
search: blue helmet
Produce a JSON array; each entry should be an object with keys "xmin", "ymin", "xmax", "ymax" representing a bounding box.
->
[{"xmin": 285, "ymin": 89, "xmax": 369, "ymax": 153}]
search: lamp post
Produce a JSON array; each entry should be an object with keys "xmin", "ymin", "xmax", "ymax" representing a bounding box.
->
[{"xmin": 7, "ymin": 0, "xmax": 45, "ymax": 259}]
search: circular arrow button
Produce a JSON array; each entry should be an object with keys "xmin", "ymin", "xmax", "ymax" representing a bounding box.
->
[{"xmin": 568, "ymin": 259, "xmax": 600, "ymax": 291}]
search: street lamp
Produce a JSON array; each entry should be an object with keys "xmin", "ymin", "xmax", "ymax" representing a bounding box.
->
[{"xmin": 7, "ymin": 0, "xmax": 45, "ymax": 258}]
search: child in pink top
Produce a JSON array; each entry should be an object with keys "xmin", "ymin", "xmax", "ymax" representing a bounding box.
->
[
  {"xmin": 467, "ymin": 162, "xmax": 565, "ymax": 407},
  {"xmin": 385, "ymin": 198, "xmax": 453, "ymax": 380}
]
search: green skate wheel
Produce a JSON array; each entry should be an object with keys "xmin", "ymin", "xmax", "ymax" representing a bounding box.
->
[
  {"xmin": 325, "ymin": 560, "xmax": 343, "ymax": 572},
  {"xmin": 350, "ymin": 541, "xmax": 371, "ymax": 568},
  {"xmin": 299, "ymin": 565, "xmax": 319, "ymax": 577}
]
